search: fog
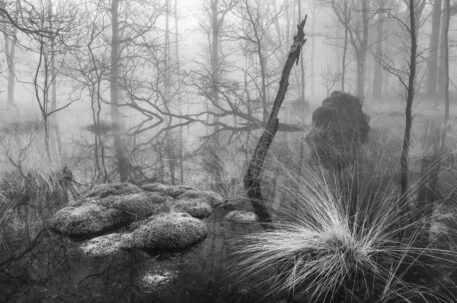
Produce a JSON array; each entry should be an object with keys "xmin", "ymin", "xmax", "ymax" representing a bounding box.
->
[{"xmin": 1, "ymin": 0, "xmax": 457, "ymax": 302}]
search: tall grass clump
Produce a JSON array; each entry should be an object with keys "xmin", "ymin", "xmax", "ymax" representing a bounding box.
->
[
  {"xmin": 232, "ymin": 139, "xmax": 457, "ymax": 303},
  {"xmin": 0, "ymin": 124, "xmax": 72, "ymax": 240}
]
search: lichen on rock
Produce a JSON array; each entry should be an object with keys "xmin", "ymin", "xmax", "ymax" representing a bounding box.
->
[{"xmin": 121, "ymin": 212, "xmax": 208, "ymax": 251}]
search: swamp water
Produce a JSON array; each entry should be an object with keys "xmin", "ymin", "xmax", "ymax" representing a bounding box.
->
[{"xmin": 0, "ymin": 208, "xmax": 267, "ymax": 303}]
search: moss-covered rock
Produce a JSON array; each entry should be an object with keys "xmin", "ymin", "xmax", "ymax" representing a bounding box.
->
[
  {"xmin": 177, "ymin": 190, "xmax": 224, "ymax": 207},
  {"xmin": 172, "ymin": 198, "xmax": 212, "ymax": 219},
  {"xmin": 51, "ymin": 182, "xmax": 220, "ymax": 254},
  {"xmin": 83, "ymin": 182, "xmax": 142, "ymax": 199},
  {"xmin": 225, "ymin": 211, "xmax": 257, "ymax": 223},
  {"xmin": 98, "ymin": 192, "xmax": 171, "ymax": 218},
  {"xmin": 50, "ymin": 204, "xmax": 131, "ymax": 236},
  {"xmin": 80, "ymin": 233, "xmax": 125, "ymax": 257},
  {"xmin": 121, "ymin": 212, "xmax": 207, "ymax": 251},
  {"xmin": 141, "ymin": 183, "xmax": 197, "ymax": 198},
  {"xmin": 52, "ymin": 192, "xmax": 172, "ymax": 237}
]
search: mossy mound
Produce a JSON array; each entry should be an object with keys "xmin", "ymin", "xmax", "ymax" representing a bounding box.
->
[
  {"xmin": 177, "ymin": 190, "xmax": 224, "ymax": 207},
  {"xmin": 50, "ymin": 204, "xmax": 131, "ymax": 236},
  {"xmin": 83, "ymin": 182, "xmax": 142, "ymax": 199},
  {"xmin": 121, "ymin": 212, "xmax": 208, "ymax": 251},
  {"xmin": 51, "ymin": 182, "xmax": 220, "ymax": 253},
  {"xmin": 225, "ymin": 211, "xmax": 258, "ymax": 223},
  {"xmin": 80, "ymin": 233, "xmax": 125, "ymax": 257},
  {"xmin": 97, "ymin": 192, "xmax": 171, "ymax": 218},
  {"xmin": 141, "ymin": 183, "xmax": 197, "ymax": 198},
  {"xmin": 172, "ymin": 198, "xmax": 212, "ymax": 219}
]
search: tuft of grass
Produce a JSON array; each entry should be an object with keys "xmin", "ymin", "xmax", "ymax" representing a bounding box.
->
[{"xmin": 232, "ymin": 157, "xmax": 457, "ymax": 303}]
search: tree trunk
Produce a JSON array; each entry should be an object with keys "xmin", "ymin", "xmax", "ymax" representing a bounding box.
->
[
  {"xmin": 110, "ymin": 0, "xmax": 130, "ymax": 182},
  {"xmin": 372, "ymin": 0, "xmax": 385, "ymax": 98},
  {"xmin": 47, "ymin": 0, "xmax": 61, "ymax": 156},
  {"xmin": 3, "ymin": 0, "xmax": 18, "ymax": 107},
  {"xmin": 356, "ymin": 0, "xmax": 369, "ymax": 101},
  {"xmin": 164, "ymin": 0, "xmax": 176, "ymax": 184},
  {"xmin": 443, "ymin": 0, "xmax": 450, "ymax": 126},
  {"xmin": 400, "ymin": 0, "xmax": 417, "ymax": 199},
  {"xmin": 175, "ymin": 0, "xmax": 184, "ymax": 183},
  {"xmin": 244, "ymin": 18, "xmax": 307, "ymax": 225},
  {"xmin": 341, "ymin": 2, "xmax": 348, "ymax": 91},
  {"xmin": 437, "ymin": 2, "xmax": 447, "ymax": 97},
  {"xmin": 426, "ymin": 0, "xmax": 442, "ymax": 97},
  {"xmin": 310, "ymin": 3, "xmax": 316, "ymax": 97}
]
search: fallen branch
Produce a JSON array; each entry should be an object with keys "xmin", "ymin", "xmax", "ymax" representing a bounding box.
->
[{"xmin": 243, "ymin": 17, "xmax": 307, "ymax": 225}]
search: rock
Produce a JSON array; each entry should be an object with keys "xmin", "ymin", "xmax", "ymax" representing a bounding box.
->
[
  {"xmin": 306, "ymin": 91, "xmax": 370, "ymax": 170},
  {"xmin": 83, "ymin": 182, "xmax": 142, "ymax": 199},
  {"xmin": 177, "ymin": 190, "xmax": 224, "ymax": 207},
  {"xmin": 225, "ymin": 211, "xmax": 257, "ymax": 223},
  {"xmin": 80, "ymin": 233, "xmax": 125, "ymax": 257},
  {"xmin": 172, "ymin": 198, "xmax": 212, "ymax": 219},
  {"xmin": 141, "ymin": 183, "xmax": 198, "ymax": 198},
  {"xmin": 121, "ymin": 212, "xmax": 208, "ymax": 251},
  {"xmin": 50, "ymin": 204, "xmax": 131, "ymax": 236}
]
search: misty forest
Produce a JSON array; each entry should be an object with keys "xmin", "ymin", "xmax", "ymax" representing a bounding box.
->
[{"xmin": 2, "ymin": 0, "xmax": 457, "ymax": 302}]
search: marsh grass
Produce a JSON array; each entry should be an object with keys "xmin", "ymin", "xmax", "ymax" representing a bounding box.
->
[
  {"xmin": 231, "ymin": 129, "xmax": 457, "ymax": 303},
  {"xmin": 0, "ymin": 123, "xmax": 70, "ymax": 242}
]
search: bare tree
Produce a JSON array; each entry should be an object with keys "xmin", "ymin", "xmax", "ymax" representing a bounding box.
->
[
  {"xmin": 372, "ymin": 0, "xmax": 387, "ymax": 98},
  {"xmin": 329, "ymin": 0, "xmax": 371, "ymax": 100},
  {"xmin": 28, "ymin": 0, "xmax": 79, "ymax": 160}
]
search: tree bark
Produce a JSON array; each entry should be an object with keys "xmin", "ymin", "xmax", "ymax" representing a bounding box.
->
[{"xmin": 244, "ymin": 18, "xmax": 307, "ymax": 224}]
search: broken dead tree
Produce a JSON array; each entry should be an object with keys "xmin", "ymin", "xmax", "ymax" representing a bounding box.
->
[{"xmin": 243, "ymin": 18, "xmax": 307, "ymax": 225}]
